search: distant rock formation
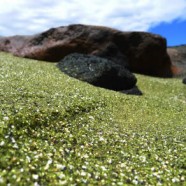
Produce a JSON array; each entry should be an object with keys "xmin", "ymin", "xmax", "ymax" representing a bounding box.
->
[
  {"xmin": 167, "ymin": 45, "xmax": 186, "ymax": 77},
  {"xmin": 0, "ymin": 24, "xmax": 172, "ymax": 77},
  {"xmin": 57, "ymin": 53, "xmax": 137, "ymax": 91}
]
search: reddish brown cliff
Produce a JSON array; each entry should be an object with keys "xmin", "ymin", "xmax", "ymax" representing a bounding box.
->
[{"xmin": 167, "ymin": 45, "xmax": 186, "ymax": 77}]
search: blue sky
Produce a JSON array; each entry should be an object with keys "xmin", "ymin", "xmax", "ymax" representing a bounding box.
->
[
  {"xmin": 0, "ymin": 0, "xmax": 186, "ymax": 46},
  {"xmin": 149, "ymin": 20, "xmax": 186, "ymax": 46}
]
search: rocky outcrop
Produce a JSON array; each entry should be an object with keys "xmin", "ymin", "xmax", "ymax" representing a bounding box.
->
[
  {"xmin": 57, "ymin": 53, "xmax": 137, "ymax": 91},
  {"xmin": 167, "ymin": 45, "xmax": 186, "ymax": 77},
  {"xmin": 0, "ymin": 24, "xmax": 172, "ymax": 77}
]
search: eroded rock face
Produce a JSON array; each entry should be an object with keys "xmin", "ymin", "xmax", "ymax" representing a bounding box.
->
[
  {"xmin": 167, "ymin": 45, "xmax": 186, "ymax": 77},
  {"xmin": 0, "ymin": 24, "xmax": 172, "ymax": 77},
  {"xmin": 57, "ymin": 53, "xmax": 137, "ymax": 91}
]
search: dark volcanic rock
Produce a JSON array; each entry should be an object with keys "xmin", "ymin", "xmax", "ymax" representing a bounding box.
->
[
  {"xmin": 0, "ymin": 24, "xmax": 172, "ymax": 77},
  {"xmin": 120, "ymin": 86, "xmax": 143, "ymax": 96},
  {"xmin": 57, "ymin": 53, "xmax": 137, "ymax": 91},
  {"xmin": 167, "ymin": 45, "xmax": 186, "ymax": 77},
  {"xmin": 183, "ymin": 77, "xmax": 186, "ymax": 84}
]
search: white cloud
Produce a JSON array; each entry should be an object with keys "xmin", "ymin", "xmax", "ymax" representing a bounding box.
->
[{"xmin": 0, "ymin": 0, "xmax": 186, "ymax": 36}]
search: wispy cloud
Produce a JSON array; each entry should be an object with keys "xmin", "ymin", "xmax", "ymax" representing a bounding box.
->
[{"xmin": 0, "ymin": 0, "xmax": 186, "ymax": 36}]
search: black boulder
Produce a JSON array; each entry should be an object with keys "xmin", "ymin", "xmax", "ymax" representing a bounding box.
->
[{"xmin": 57, "ymin": 53, "xmax": 137, "ymax": 91}]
